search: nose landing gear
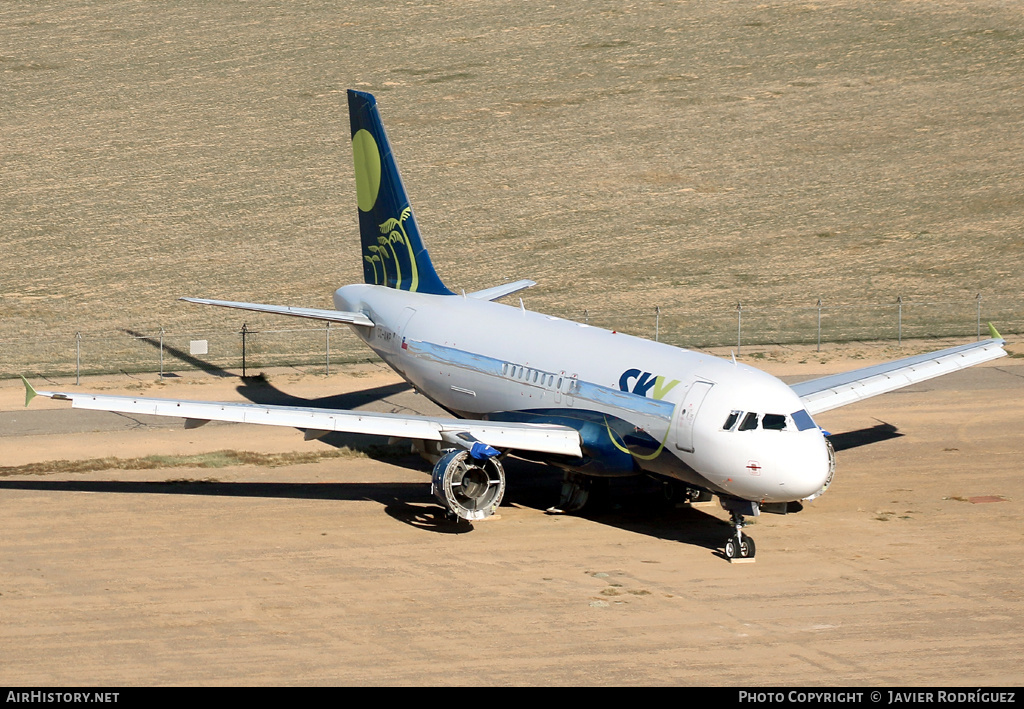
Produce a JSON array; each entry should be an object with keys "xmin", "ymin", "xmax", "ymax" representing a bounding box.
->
[
  {"xmin": 720, "ymin": 498, "xmax": 758, "ymax": 561},
  {"xmin": 724, "ymin": 513, "xmax": 755, "ymax": 560}
]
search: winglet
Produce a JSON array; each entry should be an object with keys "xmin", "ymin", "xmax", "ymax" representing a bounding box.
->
[
  {"xmin": 987, "ymin": 322, "xmax": 1003, "ymax": 340},
  {"xmin": 21, "ymin": 375, "xmax": 38, "ymax": 407}
]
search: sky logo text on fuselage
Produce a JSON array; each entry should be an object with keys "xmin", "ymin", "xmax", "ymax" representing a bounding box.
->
[{"xmin": 618, "ymin": 369, "xmax": 680, "ymax": 400}]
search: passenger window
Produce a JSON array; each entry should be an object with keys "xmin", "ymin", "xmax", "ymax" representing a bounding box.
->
[
  {"xmin": 763, "ymin": 414, "xmax": 787, "ymax": 431},
  {"xmin": 723, "ymin": 411, "xmax": 741, "ymax": 430},
  {"xmin": 738, "ymin": 412, "xmax": 759, "ymax": 431}
]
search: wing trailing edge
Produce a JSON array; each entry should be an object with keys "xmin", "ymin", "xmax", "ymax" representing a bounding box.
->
[
  {"xmin": 791, "ymin": 337, "xmax": 1007, "ymax": 415},
  {"xmin": 22, "ymin": 386, "xmax": 583, "ymax": 458}
]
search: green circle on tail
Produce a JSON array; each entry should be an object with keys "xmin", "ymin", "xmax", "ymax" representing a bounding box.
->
[{"xmin": 352, "ymin": 129, "xmax": 381, "ymax": 212}]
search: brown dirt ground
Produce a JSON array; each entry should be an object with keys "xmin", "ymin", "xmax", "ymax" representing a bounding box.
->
[{"xmin": 1, "ymin": 349, "xmax": 1021, "ymax": 686}]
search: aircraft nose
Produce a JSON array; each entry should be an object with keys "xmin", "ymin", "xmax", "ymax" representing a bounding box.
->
[
  {"xmin": 720, "ymin": 431, "xmax": 834, "ymax": 503},
  {"xmin": 805, "ymin": 436, "xmax": 836, "ymax": 500},
  {"xmin": 785, "ymin": 434, "xmax": 834, "ymax": 500}
]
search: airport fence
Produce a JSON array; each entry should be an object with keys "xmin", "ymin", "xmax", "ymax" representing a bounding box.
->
[{"xmin": 2, "ymin": 295, "xmax": 1021, "ymax": 381}]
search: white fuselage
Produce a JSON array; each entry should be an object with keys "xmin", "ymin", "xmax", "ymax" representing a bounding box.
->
[{"xmin": 335, "ymin": 284, "xmax": 833, "ymax": 504}]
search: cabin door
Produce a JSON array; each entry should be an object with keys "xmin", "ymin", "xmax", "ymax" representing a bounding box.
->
[{"xmin": 674, "ymin": 381, "xmax": 714, "ymax": 453}]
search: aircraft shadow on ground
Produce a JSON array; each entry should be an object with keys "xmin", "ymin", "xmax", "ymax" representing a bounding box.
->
[
  {"xmin": 127, "ymin": 326, "xmax": 420, "ymax": 459},
  {"xmin": 405, "ymin": 457, "xmax": 731, "ymax": 551},
  {"xmin": 233, "ymin": 377, "xmax": 412, "ymax": 411},
  {"xmin": 0, "ymin": 477, "xmax": 460, "ymax": 536},
  {"xmin": 0, "ymin": 457, "xmax": 730, "ymax": 550},
  {"xmin": 233, "ymin": 377, "xmax": 420, "ymax": 460},
  {"xmin": 568, "ymin": 476, "xmax": 732, "ymax": 552},
  {"xmin": 828, "ymin": 421, "xmax": 903, "ymax": 452}
]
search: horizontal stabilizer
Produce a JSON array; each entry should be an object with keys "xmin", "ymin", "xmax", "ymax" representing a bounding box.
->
[
  {"xmin": 24, "ymin": 387, "xmax": 583, "ymax": 458},
  {"xmin": 466, "ymin": 280, "xmax": 536, "ymax": 301},
  {"xmin": 792, "ymin": 337, "xmax": 1006, "ymax": 415},
  {"xmin": 181, "ymin": 298, "xmax": 374, "ymax": 327}
]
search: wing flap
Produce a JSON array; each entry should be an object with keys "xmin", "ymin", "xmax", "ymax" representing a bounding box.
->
[
  {"xmin": 792, "ymin": 338, "xmax": 1006, "ymax": 415},
  {"xmin": 180, "ymin": 298, "xmax": 374, "ymax": 327},
  {"xmin": 25, "ymin": 388, "xmax": 583, "ymax": 458}
]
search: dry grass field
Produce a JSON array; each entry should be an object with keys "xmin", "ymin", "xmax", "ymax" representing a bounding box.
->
[{"xmin": 3, "ymin": 0, "xmax": 1024, "ymax": 375}]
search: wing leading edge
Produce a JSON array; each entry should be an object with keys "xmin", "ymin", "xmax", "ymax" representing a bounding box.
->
[
  {"xmin": 791, "ymin": 336, "xmax": 1006, "ymax": 415},
  {"xmin": 21, "ymin": 382, "xmax": 583, "ymax": 458}
]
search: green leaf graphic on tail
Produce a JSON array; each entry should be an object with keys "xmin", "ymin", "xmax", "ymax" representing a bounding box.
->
[{"xmin": 379, "ymin": 208, "xmax": 419, "ymax": 292}]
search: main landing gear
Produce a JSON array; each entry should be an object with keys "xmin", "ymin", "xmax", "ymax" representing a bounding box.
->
[{"xmin": 546, "ymin": 472, "xmax": 608, "ymax": 514}]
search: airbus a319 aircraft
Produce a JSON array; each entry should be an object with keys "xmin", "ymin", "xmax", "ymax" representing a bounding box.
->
[{"xmin": 23, "ymin": 90, "xmax": 1007, "ymax": 560}]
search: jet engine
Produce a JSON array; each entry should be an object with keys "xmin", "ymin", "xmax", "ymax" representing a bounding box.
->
[{"xmin": 431, "ymin": 448, "xmax": 506, "ymax": 521}]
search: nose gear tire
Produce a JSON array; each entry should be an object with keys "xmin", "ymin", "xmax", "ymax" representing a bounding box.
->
[{"xmin": 725, "ymin": 534, "xmax": 755, "ymax": 559}]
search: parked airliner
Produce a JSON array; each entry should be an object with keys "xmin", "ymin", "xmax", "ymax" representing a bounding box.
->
[{"xmin": 23, "ymin": 90, "xmax": 1006, "ymax": 560}]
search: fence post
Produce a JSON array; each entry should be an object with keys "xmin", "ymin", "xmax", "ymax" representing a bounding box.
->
[
  {"xmin": 159, "ymin": 327, "xmax": 165, "ymax": 379},
  {"xmin": 76, "ymin": 332, "xmax": 81, "ymax": 386},
  {"xmin": 816, "ymin": 299, "xmax": 822, "ymax": 352},
  {"xmin": 655, "ymin": 306, "xmax": 660, "ymax": 342},
  {"xmin": 584, "ymin": 309, "xmax": 589, "ymax": 325},
  {"xmin": 976, "ymin": 293, "xmax": 982, "ymax": 341},
  {"xmin": 326, "ymin": 322, "xmax": 331, "ymax": 376},
  {"xmin": 897, "ymin": 296, "xmax": 903, "ymax": 346},
  {"xmin": 736, "ymin": 303, "xmax": 742, "ymax": 355},
  {"xmin": 241, "ymin": 322, "xmax": 249, "ymax": 378}
]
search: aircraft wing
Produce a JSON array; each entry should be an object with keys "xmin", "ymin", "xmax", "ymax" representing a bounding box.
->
[
  {"xmin": 791, "ymin": 337, "xmax": 1006, "ymax": 415},
  {"xmin": 180, "ymin": 298, "xmax": 375, "ymax": 327},
  {"xmin": 21, "ymin": 381, "xmax": 583, "ymax": 458}
]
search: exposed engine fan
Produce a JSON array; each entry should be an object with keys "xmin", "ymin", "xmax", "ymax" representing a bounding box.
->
[{"xmin": 431, "ymin": 448, "xmax": 506, "ymax": 521}]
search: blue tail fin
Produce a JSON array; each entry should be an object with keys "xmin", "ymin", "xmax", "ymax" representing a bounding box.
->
[{"xmin": 348, "ymin": 90, "xmax": 453, "ymax": 295}]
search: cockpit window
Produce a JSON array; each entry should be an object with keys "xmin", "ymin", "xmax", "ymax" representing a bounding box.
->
[
  {"xmin": 738, "ymin": 412, "xmax": 759, "ymax": 431},
  {"xmin": 791, "ymin": 409, "xmax": 816, "ymax": 431},
  {"xmin": 726, "ymin": 412, "xmax": 799, "ymax": 431}
]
